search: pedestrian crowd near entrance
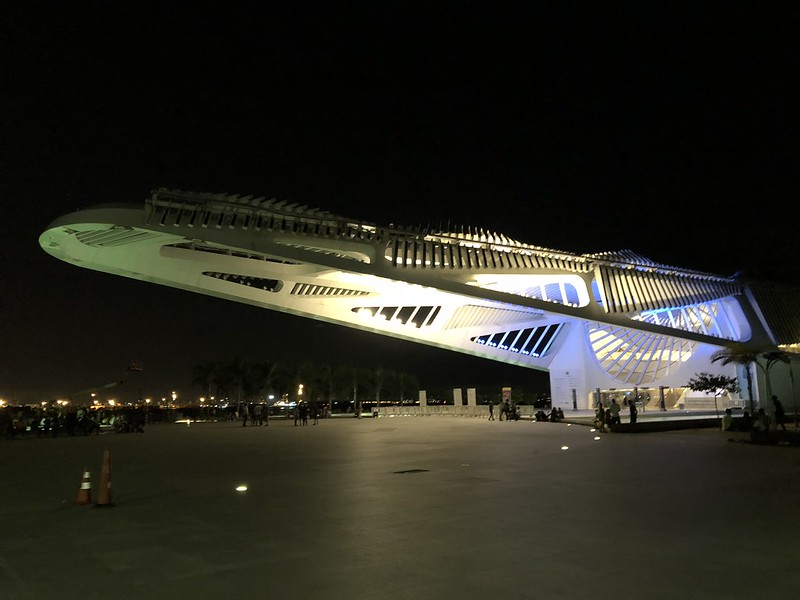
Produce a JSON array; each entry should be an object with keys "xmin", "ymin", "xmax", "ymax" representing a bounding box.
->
[
  {"xmin": 720, "ymin": 395, "xmax": 793, "ymax": 441},
  {"xmin": 487, "ymin": 398, "xmax": 564, "ymax": 423}
]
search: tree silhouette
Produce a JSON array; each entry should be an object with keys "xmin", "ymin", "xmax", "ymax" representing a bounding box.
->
[
  {"xmin": 712, "ymin": 347, "xmax": 762, "ymax": 414},
  {"xmin": 191, "ymin": 361, "xmax": 217, "ymax": 401},
  {"xmin": 686, "ymin": 372, "xmax": 740, "ymax": 420}
]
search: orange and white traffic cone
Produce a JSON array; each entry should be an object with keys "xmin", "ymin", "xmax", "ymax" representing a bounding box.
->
[
  {"xmin": 94, "ymin": 449, "xmax": 115, "ymax": 508},
  {"xmin": 76, "ymin": 467, "xmax": 92, "ymax": 505}
]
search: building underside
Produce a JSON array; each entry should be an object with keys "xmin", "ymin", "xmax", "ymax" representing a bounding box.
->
[{"xmin": 39, "ymin": 189, "xmax": 800, "ymax": 411}]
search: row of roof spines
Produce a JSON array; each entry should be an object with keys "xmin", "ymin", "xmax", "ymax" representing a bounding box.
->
[
  {"xmin": 596, "ymin": 265, "xmax": 741, "ymax": 314},
  {"xmin": 149, "ymin": 188, "xmax": 556, "ymax": 253},
  {"xmin": 150, "ymin": 188, "xmax": 346, "ymax": 221},
  {"xmin": 146, "ymin": 188, "xmax": 736, "ymax": 282},
  {"xmin": 385, "ymin": 237, "xmax": 591, "ymax": 273}
]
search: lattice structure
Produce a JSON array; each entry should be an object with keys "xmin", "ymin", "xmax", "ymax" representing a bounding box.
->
[{"xmin": 39, "ymin": 188, "xmax": 800, "ymax": 411}]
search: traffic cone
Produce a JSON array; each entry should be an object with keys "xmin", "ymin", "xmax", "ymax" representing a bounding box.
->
[
  {"xmin": 76, "ymin": 467, "xmax": 92, "ymax": 505},
  {"xmin": 95, "ymin": 449, "xmax": 115, "ymax": 507}
]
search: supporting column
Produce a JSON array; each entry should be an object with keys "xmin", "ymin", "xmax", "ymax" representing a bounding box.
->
[
  {"xmin": 452, "ymin": 388, "xmax": 462, "ymax": 406},
  {"xmin": 467, "ymin": 388, "xmax": 477, "ymax": 406}
]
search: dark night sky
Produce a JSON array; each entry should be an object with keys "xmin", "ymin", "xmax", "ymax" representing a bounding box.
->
[{"xmin": 2, "ymin": 1, "xmax": 798, "ymax": 403}]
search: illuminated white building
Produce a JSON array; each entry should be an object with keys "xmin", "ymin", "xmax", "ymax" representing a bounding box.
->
[{"xmin": 39, "ymin": 189, "xmax": 800, "ymax": 411}]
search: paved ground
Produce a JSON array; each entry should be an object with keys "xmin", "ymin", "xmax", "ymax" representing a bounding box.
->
[{"xmin": 1, "ymin": 416, "xmax": 798, "ymax": 600}]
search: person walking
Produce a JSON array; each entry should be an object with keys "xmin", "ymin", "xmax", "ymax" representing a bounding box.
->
[
  {"xmin": 772, "ymin": 395, "xmax": 786, "ymax": 431},
  {"xmin": 629, "ymin": 399, "xmax": 638, "ymax": 425},
  {"xmin": 608, "ymin": 399, "xmax": 621, "ymax": 426},
  {"xmin": 488, "ymin": 401, "xmax": 495, "ymax": 421},
  {"xmin": 499, "ymin": 399, "xmax": 509, "ymax": 421}
]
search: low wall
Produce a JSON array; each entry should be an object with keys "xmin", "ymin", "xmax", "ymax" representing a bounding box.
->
[
  {"xmin": 377, "ymin": 405, "xmax": 537, "ymax": 418},
  {"xmin": 609, "ymin": 418, "xmax": 719, "ymax": 433}
]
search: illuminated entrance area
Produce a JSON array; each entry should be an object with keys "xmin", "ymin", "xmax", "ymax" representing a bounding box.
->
[{"xmin": 591, "ymin": 386, "xmax": 747, "ymax": 413}]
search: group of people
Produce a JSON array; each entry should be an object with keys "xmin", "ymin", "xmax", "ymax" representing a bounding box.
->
[
  {"xmin": 292, "ymin": 402, "xmax": 321, "ymax": 426},
  {"xmin": 238, "ymin": 402, "xmax": 268, "ymax": 427},
  {"xmin": 488, "ymin": 398, "xmax": 521, "ymax": 421},
  {"xmin": 1, "ymin": 405, "xmax": 144, "ymax": 439},
  {"xmin": 594, "ymin": 398, "xmax": 636, "ymax": 432},
  {"xmin": 488, "ymin": 400, "xmax": 565, "ymax": 422},
  {"xmin": 721, "ymin": 395, "xmax": 789, "ymax": 436},
  {"xmin": 534, "ymin": 407, "xmax": 565, "ymax": 422}
]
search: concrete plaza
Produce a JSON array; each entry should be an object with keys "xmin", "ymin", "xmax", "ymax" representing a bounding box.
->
[{"xmin": 1, "ymin": 416, "xmax": 797, "ymax": 599}]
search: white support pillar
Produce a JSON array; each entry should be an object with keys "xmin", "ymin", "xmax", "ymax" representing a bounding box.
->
[
  {"xmin": 419, "ymin": 390, "xmax": 427, "ymax": 407},
  {"xmin": 467, "ymin": 388, "xmax": 477, "ymax": 407},
  {"xmin": 452, "ymin": 388, "xmax": 462, "ymax": 406}
]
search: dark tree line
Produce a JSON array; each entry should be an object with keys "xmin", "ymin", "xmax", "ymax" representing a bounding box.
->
[{"xmin": 191, "ymin": 358, "xmax": 420, "ymax": 412}]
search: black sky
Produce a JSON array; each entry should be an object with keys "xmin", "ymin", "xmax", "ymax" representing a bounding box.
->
[{"xmin": 2, "ymin": 1, "xmax": 798, "ymax": 403}]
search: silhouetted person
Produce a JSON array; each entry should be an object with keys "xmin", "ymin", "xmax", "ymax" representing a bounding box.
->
[
  {"xmin": 488, "ymin": 402, "xmax": 494, "ymax": 421},
  {"xmin": 608, "ymin": 399, "xmax": 621, "ymax": 426},
  {"xmin": 300, "ymin": 402, "xmax": 309, "ymax": 426},
  {"xmin": 740, "ymin": 410, "xmax": 753, "ymax": 432},
  {"xmin": 64, "ymin": 410, "xmax": 78, "ymax": 436},
  {"xmin": 629, "ymin": 400, "xmax": 638, "ymax": 425},
  {"xmin": 721, "ymin": 408, "xmax": 734, "ymax": 431},
  {"xmin": 772, "ymin": 395, "xmax": 786, "ymax": 431},
  {"xmin": 751, "ymin": 408, "xmax": 770, "ymax": 442},
  {"xmin": 499, "ymin": 399, "xmax": 510, "ymax": 421},
  {"xmin": 595, "ymin": 403, "xmax": 606, "ymax": 432}
]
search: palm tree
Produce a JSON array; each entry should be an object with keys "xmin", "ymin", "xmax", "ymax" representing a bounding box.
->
[
  {"xmin": 711, "ymin": 346, "xmax": 764, "ymax": 414},
  {"xmin": 214, "ymin": 357, "xmax": 249, "ymax": 407},
  {"xmin": 762, "ymin": 350, "xmax": 798, "ymax": 428},
  {"xmin": 349, "ymin": 365, "xmax": 361, "ymax": 417},
  {"xmin": 373, "ymin": 365, "xmax": 386, "ymax": 413},
  {"xmin": 284, "ymin": 360, "xmax": 316, "ymax": 405},
  {"xmin": 252, "ymin": 359, "xmax": 284, "ymax": 402},
  {"xmin": 331, "ymin": 364, "xmax": 355, "ymax": 412},
  {"xmin": 315, "ymin": 364, "xmax": 335, "ymax": 411},
  {"xmin": 341, "ymin": 365, "xmax": 373, "ymax": 417},
  {"xmin": 191, "ymin": 361, "xmax": 217, "ymax": 402},
  {"xmin": 398, "ymin": 372, "xmax": 419, "ymax": 406},
  {"xmin": 711, "ymin": 345, "xmax": 797, "ymax": 415},
  {"xmin": 789, "ymin": 363, "xmax": 800, "ymax": 429},
  {"xmin": 396, "ymin": 371, "xmax": 408, "ymax": 407}
]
